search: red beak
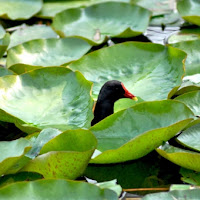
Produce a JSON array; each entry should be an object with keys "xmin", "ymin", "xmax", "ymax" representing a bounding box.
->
[{"xmin": 121, "ymin": 83, "xmax": 138, "ymax": 101}]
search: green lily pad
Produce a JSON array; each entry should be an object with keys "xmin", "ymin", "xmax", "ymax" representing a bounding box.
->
[
  {"xmin": 90, "ymin": 100, "xmax": 193, "ymax": 164},
  {"xmin": 170, "ymin": 40, "xmax": 200, "ymax": 75},
  {"xmin": 0, "ymin": 67, "xmax": 93, "ymax": 133},
  {"xmin": 8, "ymin": 25, "xmax": 58, "ymax": 49},
  {"xmin": 22, "ymin": 129, "xmax": 97, "ymax": 179},
  {"xmin": 37, "ymin": 0, "xmax": 90, "ymax": 18},
  {"xmin": 142, "ymin": 188, "xmax": 200, "ymax": 200},
  {"xmin": 175, "ymin": 90, "xmax": 200, "ymax": 116},
  {"xmin": 26, "ymin": 128, "xmax": 62, "ymax": 159},
  {"xmin": 0, "ymin": 68, "xmax": 14, "ymax": 77},
  {"xmin": 131, "ymin": 0, "xmax": 174, "ymax": 16},
  {"xmin": 52, "ymin": 2, "xmax": 151, "ymax": 45},
  {"xmin": 167, "ymin": 28, "xmax": 200, "ymax": 44},
  {"xmin": 168, "ymin": 74, "xmax": 200, "ymax": 99},
  {"xmin": 0, "ymin": 0, "xmax": 43, "ymax": 20},
  {"xmin": 157, "ymin": 143, "xmax": 200, "ymax": 172},
  {"xmin": 180, "ymin": 167, "xmax": 200, "ymax": 185},
  {"xmin": 0, "ymin": 138, "xmax": 31, "ymax": 176},
  {"xmin": 0, "ymin": 172, "xmax": 43, "ymax": 188},
  {"xmin": 0, "ymin": 25, "xmax": 5, "ymax": 39},
  {"xmin": 177, "ymin": 123, "xmax": 200, "ymax": 152},
  {"xmin": 0, "ymin": 179, "xmax": 118, "ymax": 199},
  {"xmin": 0, "ymin": 33, "xmax": 10, "ymax": 58},
  {"xmin": 177, "ymin": 0, "xmax": 200, "ymax": 26},
  {"xmin": 70, "ymin": 42, "xmax": 186, "ymax": 100},
  {"xmin": 7, "ymin": 37, "xmax": 91, "ymax": 71}
]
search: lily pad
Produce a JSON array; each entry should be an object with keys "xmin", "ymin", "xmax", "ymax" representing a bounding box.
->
[
  {"xmin": 168, "ymin": 74, "xmax": 200, "ymax": 99},
  {"xmin": 177, "ymin": 0, "xmax": 200, "ymax": 26},
  {"xmin": 0, "ymin": 67, "xmax": 93, "ymax": 133},
  {"xmin": 90, "ymin": 100, "xmax": 193, "ymax": 164},
  {"xmin": 7, "ymin": 37, "xmax": 91, "ymax": 71},
  {"xmin": 0, "ymin": 0, "xmax": 43, "ymax": 20},
  {"xmin": 0, "ymin": 68, "xmax": 14, "ymax": 77},
  {"xmin": 22, "ymin": 129, "xmax": 97, "ymax": 179},
  {"xmin": 37, "ymin": 0, "xmax": 90, "ymax": 18},
  {"xmin": 70, "ymin": 42, "xmax": 187, "ymax": 100},
  {"xmin": 0, "ymin": 179, "xmax": 118, "ymax": 200},
  {"xmin": 8, "ymin": 25, "xmax": 58, "ymax": 49},
  {"xmin": 175, "ymin": 90, "xmax": 200, "ymax": 116},
  {"xmin": 0, "ymin": 25, "xmax": 5, "ymax": 39},
  {"xmin": 0, "ymin": 33, "xmax": 10, "ymax": 58},
  {"xmin": 142, "ymin": 188, "xmax": 200, "ymax": 200},
  {"xmin": 167, "ymin": 28, "xmax": 200, "ymax": 44},
  {"xmin": 0, "ymin": 138, "xmax": 31, "ymax": 176},
  {"xmin": 157, "ymin": 143, "xmax": 200, "ymax": 172},
  {"xmin": 180, "ymin": 167, "xmax": 200, "ymax": 185},
  {"xmin": 170, "ymin": 40, "xmax": 200, "ymax": 75},
  {"xmin": 52, "ymin": 2, "xmax": 151, "ymax": 45},
  {"xmin": 177, "ymin": 123, "xmax": 200, "ymax": 152}
]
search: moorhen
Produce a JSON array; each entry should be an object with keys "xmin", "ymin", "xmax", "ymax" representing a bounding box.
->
[{"xmin": 91, "ymin": 80, "xmax": 137, "ymax": 126}]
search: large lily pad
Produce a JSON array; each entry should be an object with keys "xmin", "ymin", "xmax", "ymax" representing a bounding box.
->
[
  {"xmin": 7, "ymin": 37, "xmax": 91, "ymax": 71},
  {"xmin": 70, "ymin": 42, "xmax": 187, "ymax": 100},
  {"xmin": 157, "ymin": 143, "xmax": 200, "ymax": 172},
  {"xmin": 0, "ymin": 68, "xmax": 14, "ymax": 77},
  {"xmin": 0, "ymin": 33, "xmax": 10, "ymax": 58},
  {"xmin": 177, "ymin": 123, "xmax": 200, "ymax": 152},
  {"xmin": 0, "ymin": 0, "xmax": 43, "ymax": 20},
  {"xmin": 52, "ymin": 2, "xmax": 151, "ymax": 45},
  {"xmin": 0, "ymin": 138, "xmax": 31, "ymax": 176},
  {"xmin": 177, "ymin": 0, "xmax": 200, "ymax": 26},
  {"xmin": 0, "ymin": 179, "xmax": 118, "ymax": 200},
  {"xmin": 175, "ymin": 90, "xmax": 200, "ymax": 116},
  {"xmin": 170, "ymin": 40, "xmax": 200, "ymax": 75},
  {"xmin": 90, "ymin": 100, "xmax": 193, "ymax": 164},
  {"xmin": 0, "ymin": 67, "xmax": 93, "ymax": 133},
  {"xmin": 8, "ymin": 25, "xmax": 58, "ymax": 49},
  {"xmin": 22, "ymin": 129, "xmax": 97, "ymax": 179}
]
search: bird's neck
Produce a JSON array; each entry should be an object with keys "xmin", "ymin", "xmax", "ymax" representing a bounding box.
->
[{"xmin": 91, "ymin": 99, "xmax": 115, "ymax": 126}]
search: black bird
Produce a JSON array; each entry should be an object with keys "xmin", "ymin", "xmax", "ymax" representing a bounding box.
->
[{"xmin": 91, "ymin": 80, "xmax": 137, "ymax": 126}]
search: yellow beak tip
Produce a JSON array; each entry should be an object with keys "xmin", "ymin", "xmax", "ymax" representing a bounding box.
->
[{"xmin": 132, "ymin": 97, "xmax": 138, "ymax": 101}]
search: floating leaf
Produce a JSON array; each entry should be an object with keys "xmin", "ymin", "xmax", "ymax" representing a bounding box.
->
[
  {"xmin": 90, "ymin": 100, "xmax": 193, "ymax": 164},
  {"xmin": 0, "ymin": 172, "xmax": 43, "ymax": 188},
  {"xmin": 0, "ymin": 67, "xmax": 93, "ymax": 133},
  {"xmin": 177, "ymin": 123, "xmax": 200, "ymax": 152},
  {"xmin": 142, "ymin": 188, "xmax": 200, "ymax": 200},
  {"xmin": 22, "ymin": 129, "xmax": 97, "ymax": 179},
  {"xmin": 37, "ymin": 0, "xmax": 90, "ymax": 18},
  {"xmin": 180, "ymin": 167, "xmax": 200, "ymax": 185},
  {"xmin": 167, "ymin": 28, "xmax": 200, "ymax": 44},
  {"xmin": 0, "ymin": 33, "xmax": 10, "ymax": 58},
  {"xmin": 177, "ymin": 0, "xmax": 200, "ymax": 26},
  {"xmin": 175, "ymin": 90, "xmax": 200, "ymax": 116},
  {"xmin": 0, "ymin": 25, "xmax": 5, "ymax": 39},
  {"xmin": 0, "ymin": 179, "xmax": 118, "ymax": 199},
  {"xmin": 52, "ymin": 2, "xmax": 151, "ymax": 45},
  {"xmin": 0, "ymin": 0, "xmax": 43, "ymax": 20},
  {"xmin": 168, "ymin": 74, "xmax": 200, "ymax": 99},
  {"xmin": 7, "ymin": 38, "xmax": 91, "ymax": 72},
  {"xmin": 170, "ymin": 40, "xmax": 200, "ymax": 75},
  {"xmin": 157, "ymin": 143, "xmax": 200, "ymax": 172},
  {"xmin": 70, "ymin": 42, "xmax": 186, "ymax": 100},
  {"xmin": 8, "ymin": 25, "xmax": 58, "ymax": 49},
  {"xmin": 0, "ymin": 138, "xmax": 31, "ymax": 176},
  {"xmin": 0, "ymin": 68, "xmax": 14, "ymax": 77}
]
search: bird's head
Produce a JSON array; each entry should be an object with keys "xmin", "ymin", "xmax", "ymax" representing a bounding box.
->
[{"xmin": 98, "ymin": 80, "xmax": 138, "ymax": 102}]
